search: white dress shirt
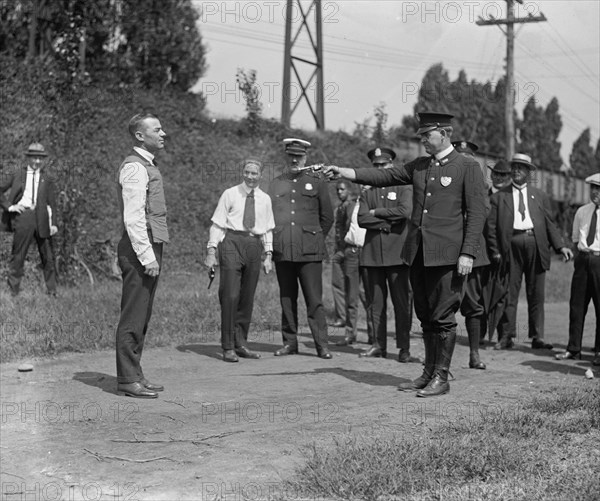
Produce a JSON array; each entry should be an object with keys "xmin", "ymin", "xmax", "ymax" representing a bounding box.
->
[
  {"xmin": 208, "ymin": 182, "xmax": 275, "ymax": 252},
  {"xmin": 16, "ymin": 167, "xmax": 40, "ymax": 208},
  {"xmin": 119, "ymin": 146, "xmax": 156, "ymax": 266},
  {"xmin": 572, "ymin": 202, "xmax": 600, "ymax": 252},
  {"xmin": 512, "ymin": 183, "xmax": 535, "ymax": 230}
]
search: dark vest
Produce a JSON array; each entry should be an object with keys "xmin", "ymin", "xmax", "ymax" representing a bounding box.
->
[{"xmin": 117, "ymin": 151, "xmax": 169, "ymax": 243}]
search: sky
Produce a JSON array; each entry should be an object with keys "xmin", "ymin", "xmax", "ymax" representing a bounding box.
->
[{"xmin": 192, "ymin": 0, "xmax": 600, "ymax": 163}]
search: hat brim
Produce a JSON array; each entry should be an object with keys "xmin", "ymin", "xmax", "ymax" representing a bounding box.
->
[
  {"xmin": 510, "ymin": 160, "xmax": 536, "ymax": 170},
  {"xmin": 416, "ymin": 125, "xmax": 438, "ymax": 135},
  {"xmin": 25, "ymin": 151, "xmax": 48, "ymax": 157}
]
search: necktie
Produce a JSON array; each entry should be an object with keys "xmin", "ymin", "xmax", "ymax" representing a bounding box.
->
[
  {"xmin": 243, "ymin": 189, "xmax": 255, "ymax": 230},
  {"xmin": 587, "ymin": 206, "xmax": 598, "ymax": 247},
  {"xmin": 518, "ymin": 188, "xmax": 526, "ymax": 221},
  {"xmin": 31, "ymin": 170, "xmax": 37, "ymax": 208}
]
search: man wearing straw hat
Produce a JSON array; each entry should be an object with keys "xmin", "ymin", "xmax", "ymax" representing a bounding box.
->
[{"xmin": 1, "ymin": 142, "xmax": 57, "ymax": 296}]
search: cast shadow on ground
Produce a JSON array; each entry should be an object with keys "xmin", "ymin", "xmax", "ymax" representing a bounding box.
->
[
  {"xmin": 520, "ymin": 359, "xmax": 589, "ymax": 376},
  {"xmin": 176, "ymin": 341, "xmax": 321, "ymax": 360},
  {"xmin": 248, "ymin": 367, "xmax": 408, "ymax": 387},
  {"xmin": 73, "ymin": 371, "xmax": 119, "ymax": 395}
]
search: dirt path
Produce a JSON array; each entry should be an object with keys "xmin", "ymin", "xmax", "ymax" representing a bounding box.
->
[{"xmin": 1, "ymin": 301, "xmax": 597, "ymax": 501}]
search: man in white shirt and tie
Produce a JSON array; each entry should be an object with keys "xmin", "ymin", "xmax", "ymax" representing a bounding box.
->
[
  {"xmin": 555, "ymin": 173, "xmax": 600, "ymax": 366},
  {"xmin": 1, "ymin": 143, "xmax": 57, "ymax": 295},
  {"xmin": 487, "ymin": 153, "xmax": 573, "ymax": 350},
  {"xmin": 205, "ymin": 158, "xmax": 275, "ymax": 362}
]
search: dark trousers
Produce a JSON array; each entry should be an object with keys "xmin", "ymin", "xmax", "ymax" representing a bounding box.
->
[
  {"xmin": 364, "ymin": 264, "xmax": 412, "ymax": 351},
  {"xmin": 567, "ymin": 252, "xmax": 600, "ymax": 353},
  {"xmin": 115, "ymin": 235, "xmax": 163, "ymax": 384},
  {"xmin": 359, "ymin": 266, "xmax": 375, "ymax": 341},
  {"xmin": 331, "ymin": 250, "xmax": 345, "ymax": 322},
  {"xmin": 218, "ymin": 232, "xmax": 262, "ymax": 350},
  {"xmin": 461, "ymin": 266, "xmax": 487, "ymax": 319},
  {"xmin": 410, "ymin": 247, "xmax": 464, "ymax": 336},
  {"xmin": 275, "ymin": 260, "xmax": 328, "ymax": 350},
  {"xmin": 331, "ymin": 246, "xmax": 362, "ymax": 337},
  {"xmin": 502, "ymin": 232, "xmax": 546, "ymax": 340},
  {"xmin": 8, "ymin": 209, "xmax": 56, "ymax": 294}
]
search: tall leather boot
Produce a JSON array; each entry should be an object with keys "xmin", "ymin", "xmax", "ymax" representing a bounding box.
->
[
  {"xmin": 397, "ymin": 330, "xmax": 435, "ymax": 391},
  {"xmin": 466, "ymin": 317, "xmax": 486, "ymax": 369},
  {"xmin": 417, "ymin": 330, "xmax": 456, "ymax": 397}
]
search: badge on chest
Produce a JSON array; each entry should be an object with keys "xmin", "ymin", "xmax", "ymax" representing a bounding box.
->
[
  {"xmin": 387, "ymin": 191, "xmax": 397, "ymax": 200},
  {"xmin": 440, "ymin": 176, "xmax": 452, "ymax": 187}
]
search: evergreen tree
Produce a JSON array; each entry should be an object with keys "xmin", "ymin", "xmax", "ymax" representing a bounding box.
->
[{"xmin": 570, "ymin": 128, "xmax": 596, "ymax": 178}]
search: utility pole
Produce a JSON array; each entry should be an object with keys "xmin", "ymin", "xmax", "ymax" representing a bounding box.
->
[
  {"xmin": 282, "ymin": 0, "xmax": 325, "ymax": 130},
  {"xmin": 477, "ymin": 0, "xmax": 546, "ymax": 159}
]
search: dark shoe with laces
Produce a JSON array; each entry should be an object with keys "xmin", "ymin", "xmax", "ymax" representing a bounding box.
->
[
  {"xmin": 531, "ymin": 338, "xmax": 553, "ymax": 350},
  {"xmin": 117, "ymin": 382, "xmax": 158, "ymax": 399},
  {"xmin": 274, "ymin": 345, "xmax": 298, "ymax": 356},
  {"xmin": 554, "ymin": 351, "xmax": 580, "ymax": 361},
  {"xmin": 140, "ymin": 378, "xmax": 164, "ymax": 391},
  {"xmin": 235, "ymin": 346, "xmax": 261, "ymax": 359},
  {"xmin": 223, "ymin": 349, "xmax": 239, "ymax": 362},
  {"xmin": 359, "ymin": 346, "xmax": 386, "ymax": 358}
]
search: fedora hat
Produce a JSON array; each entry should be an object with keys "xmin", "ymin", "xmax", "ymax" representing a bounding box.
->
[{"xmin": 487, "ymin": 159, "xmax": 511, "ymax": 174}]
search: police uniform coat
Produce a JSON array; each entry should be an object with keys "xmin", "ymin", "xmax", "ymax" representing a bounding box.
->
[
  {"xmin": 358, "ymin": 184, "xmax": 412, "ymax": 266},
  {"xmin": 269, "ymin": 171, "xmax": 334, "ymax": 262},
  {"xmin": 354, "ymin": 150, "xmax": 486, "ymax": 267}
]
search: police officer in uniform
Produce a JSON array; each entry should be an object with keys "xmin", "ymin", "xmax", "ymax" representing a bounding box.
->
[
  {"xmin": 357, "ymin": 147, "xmax": 414, "ymax": 362},
  {"xmin": 269, "ymin": 138, "xmax": 334, "ymax": 359},
  {"xmin": 324, "ymin": 112, "xmax": 486, "ymax": 397},
  {"xmin": 451, "ymin": 140, "xmax": 488, "ymax": 369}
]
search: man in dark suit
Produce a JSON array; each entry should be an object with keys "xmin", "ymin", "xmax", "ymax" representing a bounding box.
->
[
  {"xmin": 487, "ymin": 153, "xmax": 573, "ymax": 350},
  {"xmin": 115, "ymin": 113, "xmax": 169, "ymax": 399},
  {"xmin": 357, "ymin": 147, "xmax": 414, "ymax": 362},
  {"xmin": 325, "ymin": 112, "xmax": 487, "ymax": 397},
  {"xmin": 555, "ymin": 173, "xmax": 600, "ymax": 365},
  {"xmin": 483, "ymin": 160, "xmax": 512, "ymax": 346},
  {"xmin": 0, "ymin": 143, "xmax": 57, "ymax": 295},
  {"xmin": 269, "ymin": 138, "xmax": 334, "ymax": 359}
]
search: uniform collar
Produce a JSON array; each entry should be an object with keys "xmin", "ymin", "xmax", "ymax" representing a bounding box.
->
[{"xmin": 434, "ymin": 145, "xmax": 454, "ymax": 161}]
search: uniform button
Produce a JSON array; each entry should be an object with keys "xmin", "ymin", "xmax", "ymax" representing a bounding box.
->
[
  {"xmin": 423, "ymin": 209, "xmax": 428, "ymax": 214},
  {"xmin": 291, "ymin": 211, "xmax": 295, "ymax": 214},
  {"xmin": 292, "ymin": 189, "xmax": 296, "ymax": 193},
  {"xmin": 430, "ymin": 177, "xmax": 435, "ymax": 181},
  {"xmin": 291, "ymin": 222, "xmax": 295, "ymax": 226},
  {"xmin": 427, "ymin": 193, "xmax": 431, "ymax": 196},
  {"xmin": 291, "ymin": 199, "xmax": 295, "ymax": 203},
  {"xmin": 293, "ymin": 179, "xmax": 297, "ymax": 182}
]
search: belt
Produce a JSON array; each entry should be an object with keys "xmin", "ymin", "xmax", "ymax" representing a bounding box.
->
[
  {"xmin": 513, "ymin": 229, "xmax": 534, "ymax": 236},
  {"xmin": 229, "ymin": 230, "xmax": 260, "ymax": 238},
  {"xmin": 582, "ymin": 250, "xmax": 600, "ymax": 257}
]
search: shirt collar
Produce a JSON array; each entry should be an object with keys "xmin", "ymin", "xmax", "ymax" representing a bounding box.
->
[
  {"xmin": 512, "ymin": 182, "xmax": 527, "ymax": 190},
  {"xmin": 435, "ymin": 145, "xmax": 454, "ymax": 160},
  {"xmin": 133, "ymin": 146, "xmax": 155, "ymax": 165},
  {"xmin": 241, "ymin": 182, "xmax": 255, "ymax": 194}
]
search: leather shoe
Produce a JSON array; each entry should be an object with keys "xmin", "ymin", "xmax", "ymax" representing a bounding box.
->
[
  {"xmin": 417, "ymin": 374, "xmax": 449, "ymax": 398},
  {"xmin": 592, "ymin": 353, "xmax": 600, "ymax": 366},
  {"xmin": 329, "ymin": 319, "xmax": 345, "ymax": 327},
  {"xmin": 317, "ymin": 348, "xmax": 333, "ymax": 359},
  {"xmin": 274, "ymin": 345, "xmax": 298, "ymax": 356},
  {"xmin": 117, "ymin": 382, "xmax": 158, "ymax": 399},
  {"xmin": 336, "ymin": 336, "xmax": 356, "ymax": 346},
  {"xmin": 494, "ymin": 338, "xmax": 514, "ymax": 350},
  {"xmin": 531, "ymin": 338, "xmax": 553, "ymax": 350},
  {"xmin": 140, "ymin": 378, "xmax": 164, "ymax": 391},
  {"xmin": 235, "ymin": 346, "xmax": 261, "ymax": 359},
  {"xmin": 359, "ymin": 346, "xmax": 386, "ymax": 358},
  {"xmin": 554, "ymin": 351, "xmax": 580, "ymax": 361},
  {"xmin": 223, "ymin": 349, "xmax": 239, "ymax": 362},
  {"xmin": 397, "ymin": 349, "xmax": 420, "ymax": 363},
  {"xmin": 469, "ymin": 360, "xmax": 486, "ymax": 370}
]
